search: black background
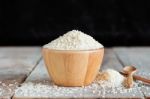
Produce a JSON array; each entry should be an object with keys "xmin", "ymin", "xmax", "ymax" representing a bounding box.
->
[{"xmin": 1, "ymin": 0, "xmax": 150, "ymax": 46}]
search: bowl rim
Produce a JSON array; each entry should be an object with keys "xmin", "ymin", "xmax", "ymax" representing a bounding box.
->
[{"xmin": 42, "ymin": 47, "xmax": 104, "ymax": 52}]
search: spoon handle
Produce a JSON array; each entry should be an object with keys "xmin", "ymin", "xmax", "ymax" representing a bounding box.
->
[
  {"xmin": 133, "ymin": 75, "xmax": 150, "ymax": 84},
  {"xmin": 125, "ymin": 74, "xmax": 134, "ymax": 88}
]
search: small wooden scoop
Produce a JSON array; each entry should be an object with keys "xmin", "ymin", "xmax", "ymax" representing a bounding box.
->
[
  {"xmin": 121, "ymin": 66, "xmax": 150, "ymax": 88},
  {"xmin": 122, "ymin": 66, "xmax": 137, "ymax": 88}
]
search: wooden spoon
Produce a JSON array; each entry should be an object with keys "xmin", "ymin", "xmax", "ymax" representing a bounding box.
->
[
  {"xmin": 121, "ymin": 66, "xmax": 150, "ymax": 87},
  {"xmin": 122, "ymin": 66, "xmax": 137, "ymax": 88}
]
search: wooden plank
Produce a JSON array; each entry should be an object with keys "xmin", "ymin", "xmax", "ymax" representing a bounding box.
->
[
  {"xmin": 13, "ymin": 60, "xmax": 84, "ymax": 99},
  {"xmin": 0, "ymin": 47, "xmax": 41, "ymax": 58},
  {"xmin": 0, "ymin": 47, "xmax": 41, "ymax": 66},
  {"xmin": 14, "ymin": 48, "xmax": 143, "ymax": 99},
  {"xmin": 101, "ymin": 49, "xmax": 123, "ymax": 71},
  {"xmin": 114, "ymin": 47, "xmax": 150, "ymax": 98},
  {"xmin": 0, "ymin": 47, "xmax": 41, "ymax": 99},
  {"xmin": 83, "ymin": 49, "xmax": 143, "ymax": 98}
]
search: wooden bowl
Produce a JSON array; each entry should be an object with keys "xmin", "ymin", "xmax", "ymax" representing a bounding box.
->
[{"xmin": 42, "ymin": 48, "xmax": 104, "ymax": 87}]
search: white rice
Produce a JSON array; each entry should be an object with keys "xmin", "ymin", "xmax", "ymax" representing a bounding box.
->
[{"xmin": 44, "ymin": 30, "xmax": 103, "ymax": 50}]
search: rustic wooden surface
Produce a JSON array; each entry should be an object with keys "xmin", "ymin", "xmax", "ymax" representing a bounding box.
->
[
  {"xmin": 114, "ymin": 47, "xmax": 150, "ymax": 99},
  {"xmin": 13, "ymin": 60, "xmax": 85, "ymax": 99},
  {"xmin": 0, "ymin": 47, "xmax": 41, "ymax": 99},
  {"xmin": 84, "ymin": 49, "xmax": 143, "ymax": 99},
  {"xmin": 0, "ymin": 47, "xmax": 150, "ymax": 99}
]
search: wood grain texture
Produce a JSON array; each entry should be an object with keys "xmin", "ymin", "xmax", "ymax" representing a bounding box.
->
[
  {"xmin": 14, "ymin": 48, "xmax": 144, "ymax": 99},
  {"xmin": 101, "ymin": 49, "xmax": 123, "ymax": 71},
  {"xmin": 114, "ymin": 47, "xmax": 150, "ymax": 98},
  {"xmin": 0, "ymin": 47, "xmax": 41, "ymax": 99},
  {"xmin": 25, "ymin": 60, "xmax": 50, "ymax": 82},
  {"xmin": 42, "ymin": 48, "xmax": 104, "ymax": 86}
]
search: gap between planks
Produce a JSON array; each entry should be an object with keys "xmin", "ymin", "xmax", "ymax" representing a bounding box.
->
[
  {"xmin": 10, "ymin": 56, "xmax": 42, "ymax": 99},
  {"xmin": 0, "ymin": 47, "xmax": 41, "ymax": 99},
  {"xmin": 113, "ymin": 47, "xmax": 150, "ymax": 99}
]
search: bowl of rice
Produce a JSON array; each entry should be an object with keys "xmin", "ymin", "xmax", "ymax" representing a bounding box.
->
[{"xmin": 42, "ymin": 30, "xmax": 104, "ymax": 86}]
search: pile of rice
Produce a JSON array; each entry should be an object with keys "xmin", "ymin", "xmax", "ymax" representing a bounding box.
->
[{"xmin": 44, "ymin": 30, "xmax": 103, "ymax": 50}]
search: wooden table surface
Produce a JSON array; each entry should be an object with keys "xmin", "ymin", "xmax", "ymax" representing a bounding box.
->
[{"xmin": 0, "ymin": 47, "xmax": 150, "ymax": 99}]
